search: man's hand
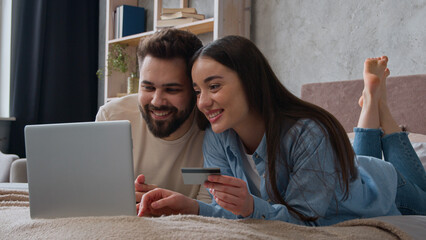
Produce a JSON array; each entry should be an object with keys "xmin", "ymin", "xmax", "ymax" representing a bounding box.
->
[
  {"xmin": 138, "ymin": 188, "xmax": 199, "ymax": 217},
  {"xmin": 204, "ymin": 175, "xmax": 254, "ymax": 217},
  {"xmin": 135, "ymin": 174, "xmax": 157, "ymax": 203}
]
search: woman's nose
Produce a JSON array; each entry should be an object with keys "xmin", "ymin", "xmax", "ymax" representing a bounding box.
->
[{"xmin": 197, "ymin": 92, "xmax": 212, "ymax": 109}]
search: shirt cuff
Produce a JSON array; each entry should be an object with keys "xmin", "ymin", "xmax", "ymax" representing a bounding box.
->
[
  {"xmin": 197, "ymin": 200, "xmax": 212, "ymax": 216},
  {"xmin": 236, "ymin": 195, "xmax": 269, "ymax": 220}
]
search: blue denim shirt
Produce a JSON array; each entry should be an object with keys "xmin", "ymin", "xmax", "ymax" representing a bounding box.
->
[{"xmin": 198, "ymin": 119, "xmax": 401, "ymax": 226}]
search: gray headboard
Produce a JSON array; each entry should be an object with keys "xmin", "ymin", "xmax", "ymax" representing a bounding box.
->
[{"xmin": 301, "ymin": 74, "xmax": 426, "ymax": 134}]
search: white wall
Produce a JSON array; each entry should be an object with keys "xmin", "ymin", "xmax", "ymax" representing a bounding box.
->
[{"xmin": 251, "ymin": 0, "xmax": 426, "ymax": 96}]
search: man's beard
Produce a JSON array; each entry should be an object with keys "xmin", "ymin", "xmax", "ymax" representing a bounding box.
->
[{"xmin": 139, "ymin": 98, "xmax": 195, "ymax": 138}]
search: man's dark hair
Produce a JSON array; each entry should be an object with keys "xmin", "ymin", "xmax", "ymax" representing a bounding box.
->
[{"xmin": 137, "ymin": 28, "xmax": 203, "ymax": 77}]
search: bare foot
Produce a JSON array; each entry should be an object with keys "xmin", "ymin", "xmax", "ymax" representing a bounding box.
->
[
  {"xmin": 358, "ymin": 56, "xmax": 390, "ymax": 107},
  {"xmin": 357, "ymin": 56, "xmax": 388, "ymax": 129}
]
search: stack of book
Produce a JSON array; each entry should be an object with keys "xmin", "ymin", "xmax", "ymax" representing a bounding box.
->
[
  {"xmin": 114, "ymin": 5, "xmax": 146, "ymax": 38},
  {"xmin": 157, "ymin": 8, "xmax": 205, "ymax": 28}
]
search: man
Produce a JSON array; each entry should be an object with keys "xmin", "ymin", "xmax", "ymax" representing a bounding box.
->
[{"xmin": 96, "ymin": 29, "xmax": 210, "ymax": 204}]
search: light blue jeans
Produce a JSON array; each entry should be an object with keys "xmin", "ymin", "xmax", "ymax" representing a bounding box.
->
[{"xmin": 352, "ymin": 128, "xmax": 426, "ymax": 215}]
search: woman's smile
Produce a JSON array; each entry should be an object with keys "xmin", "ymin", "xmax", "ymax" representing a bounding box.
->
[{"xmin": 206, "ymin": 109, "xmax": 224, "ymax": 123}]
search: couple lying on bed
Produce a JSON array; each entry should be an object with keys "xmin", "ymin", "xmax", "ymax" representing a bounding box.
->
[{"xmin": 137, "ymin": 35, "xmax": 426, "ymax": 226}]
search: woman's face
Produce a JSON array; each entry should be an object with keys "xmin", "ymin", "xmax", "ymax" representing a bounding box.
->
[{"xmin": 192, "ymin": 57, "xmax": 251, "ymax": 133}]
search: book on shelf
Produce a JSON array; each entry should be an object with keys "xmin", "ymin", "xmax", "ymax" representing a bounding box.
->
[
  {"xmin": 157, "ymin": 18, "xmax": 199, "ymax": 28},
  {"xmin": 160, "ymin": 12, "xmax": 205, "ymax": 20},
  {"xmin": 114, "ymin": 5, "xmax": 146, "ymax": 38},
  {"xmin": 162, "ymin": 8, "xmax": 197, "ymax": 14}
]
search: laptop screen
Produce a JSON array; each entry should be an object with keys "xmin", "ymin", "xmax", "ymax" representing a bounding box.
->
[{"xmin": 25, "ymin": 120, "xmax": 136, "ymax": 218}]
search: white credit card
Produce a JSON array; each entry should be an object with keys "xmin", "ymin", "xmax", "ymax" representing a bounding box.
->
[{"xmin": 181, "ymin": 168, "xmax": 221, "ymax": 185}]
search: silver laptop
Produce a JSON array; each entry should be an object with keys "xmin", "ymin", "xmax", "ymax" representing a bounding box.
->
[{"xmin": 25, "ymin": 120, "xmax": 136, "ymax": 219}]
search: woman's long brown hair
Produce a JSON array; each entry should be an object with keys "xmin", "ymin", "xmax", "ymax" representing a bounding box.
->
[{"xmin": 191, "ymin": 36, "xmax": 357, "ymax": 221}]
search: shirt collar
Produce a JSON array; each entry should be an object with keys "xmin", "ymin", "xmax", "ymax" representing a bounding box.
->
[
  {"xmin": 254, "ymin": 133, "xmax": 267, "ymax": 161},
  {"xmin": 227, "ymin": 130, "xmax": 267, "ymax": 162}
]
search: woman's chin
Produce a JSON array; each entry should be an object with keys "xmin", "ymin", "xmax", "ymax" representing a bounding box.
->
[{"xmin": 211, "ymin": 125, "xmax": 227, "ymax": 134}]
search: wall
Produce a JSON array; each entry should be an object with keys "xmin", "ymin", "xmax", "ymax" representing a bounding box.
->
[
  {"xmin": 251, "ymin": 0, "xmax": 426, "ymax": 96},
  {"xmin": 99, "ymin": 1, "xmax": 426, "ymax": 102}
]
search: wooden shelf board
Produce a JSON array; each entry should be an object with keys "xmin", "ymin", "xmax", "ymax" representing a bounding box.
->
[
  {"xmin": 108, "ymin": 18, "xmax": 214, "ymax": 46},
  {"xmin": 108, "ymin": 31, "xmax": 156, "ymax": 46}
]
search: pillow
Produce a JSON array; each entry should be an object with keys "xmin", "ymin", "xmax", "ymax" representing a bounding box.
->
[
  {"xmin": 347, "ymin": 132, "xmax": 426, "ymax": 170},
  {"xmin": 408, "ymin": 133, "xmax": 426, "ymax": 143},
  {"xmin": 412, "ymin": 142, "xmax": 426, "ymax": 171}
]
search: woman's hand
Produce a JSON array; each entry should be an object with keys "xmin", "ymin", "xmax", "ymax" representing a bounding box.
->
[
  {"xmin": 138, "ymin": 188, "xmax": 199, "ymax": 217},
  {"xmin": 204, "ymin": 175, "xmax": 254, "ymax": 217}
]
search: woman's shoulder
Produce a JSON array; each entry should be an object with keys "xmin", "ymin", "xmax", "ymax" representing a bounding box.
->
[
  {"xmin": 282, "ymin": 118, "xmax": 330, "ymax": 155},
  {"xmin": 287, "ymin": 118, "xmax": 325, "ymax": 139}
]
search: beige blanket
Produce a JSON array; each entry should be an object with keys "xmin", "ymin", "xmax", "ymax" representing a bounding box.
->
[{"xmin": 0, "ymin": 189, "xmax": 411, "ymax": 240}]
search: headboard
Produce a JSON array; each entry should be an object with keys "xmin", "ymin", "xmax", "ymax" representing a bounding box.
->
[{"xmin": 301, "ymin": 74, "xmax": 426, "ymax": 134}]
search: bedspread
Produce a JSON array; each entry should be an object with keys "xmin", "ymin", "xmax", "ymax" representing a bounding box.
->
[{"xmin": 0, "ymin": 189, "xmax": 413, "ymax": 240}]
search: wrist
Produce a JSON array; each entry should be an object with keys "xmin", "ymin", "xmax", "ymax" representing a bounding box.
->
[
  {"xmin": 188, "ymin": 198, "xmax": 199, "ymax": 215},
  {"xmin": 242, "ymin": 195, "xmax": 254, "ymax": 217}
]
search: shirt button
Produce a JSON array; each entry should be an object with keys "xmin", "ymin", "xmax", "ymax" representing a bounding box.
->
[{"xmin": 254, "ymin": 153, "xmax": 259, "ymax": 158}]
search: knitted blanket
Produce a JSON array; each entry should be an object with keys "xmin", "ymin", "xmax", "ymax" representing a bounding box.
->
[{"xmin": 0, "ymin": 189, "xmax": 411, "ymax": 240}]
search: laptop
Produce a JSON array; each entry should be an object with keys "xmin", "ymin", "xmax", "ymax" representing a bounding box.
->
[{"xmin": 24, "ymin": 120, "xmax": 136, "ymax": 219}]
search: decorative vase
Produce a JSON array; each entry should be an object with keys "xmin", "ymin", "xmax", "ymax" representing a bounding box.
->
[{"xmin": 127, "ymin": 73, "xmax": 139, "ymax": 94}]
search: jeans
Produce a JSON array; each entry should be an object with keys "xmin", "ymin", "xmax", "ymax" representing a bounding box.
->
[{"xmin": 352, "ymin": 128, "xmax": 426, "ymax": 215}]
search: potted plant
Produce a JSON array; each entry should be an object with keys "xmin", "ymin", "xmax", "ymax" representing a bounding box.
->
[
  {"xmin": 97, "ymin": 43, "xmax": 139, "ymax": 95},
  {"xmin": 107, "ymin": 43, "xmax": 130, "ymax": 75}
]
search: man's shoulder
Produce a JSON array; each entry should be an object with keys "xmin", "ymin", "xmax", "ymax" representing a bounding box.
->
[
  {"xmin": 102, "ymin": 94, "xmax": 139, "ymax": 111},
  {"xmin": 96, "ymin": 94, "xmax": 140, "ymax": 121}
]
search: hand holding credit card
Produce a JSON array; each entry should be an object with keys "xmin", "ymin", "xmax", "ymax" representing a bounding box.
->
[{"xmin": 181, "ymin": 168, "xmax": 221, "ymax": 184}]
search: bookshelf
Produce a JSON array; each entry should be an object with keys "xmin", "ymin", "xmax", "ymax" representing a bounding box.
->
[{"xmin": 104, "ymin": 0, "xmax": 251, "ymax": 102}]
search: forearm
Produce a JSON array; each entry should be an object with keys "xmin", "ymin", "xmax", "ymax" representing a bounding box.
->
[
  {"xmin": 198, "ymin": 195, "xmax": 316, "ymax": 226},
  {"xmin": 197, "ymin": 200, "xmax": 238, "ymax": 219},
  {"xmin": 248, "ymin": 196, "xmax": 317, "ymax": 226}
]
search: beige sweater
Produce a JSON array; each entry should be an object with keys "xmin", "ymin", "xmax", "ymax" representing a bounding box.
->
[{"xmin": 96, "ymin": 94, "xmax": 210, "ymax": 202}]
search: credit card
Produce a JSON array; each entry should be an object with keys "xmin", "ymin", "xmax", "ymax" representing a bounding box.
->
[{"xmin": 181, "ymin": 168, "xmax": 221, "ymax": 185}]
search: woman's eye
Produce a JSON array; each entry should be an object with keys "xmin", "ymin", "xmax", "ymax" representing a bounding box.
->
[
  {"xmin": 194, "ymin": 89, "xmax": 201, "ymax": 96},
  {"xmin": 209, "ymin": 84, "xmax": 220, "ymax": 90}
]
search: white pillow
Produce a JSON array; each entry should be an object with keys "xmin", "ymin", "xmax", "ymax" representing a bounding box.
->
[{"xmin": 412, "ymin": 142, "xmax": 426, "ymax": 170}]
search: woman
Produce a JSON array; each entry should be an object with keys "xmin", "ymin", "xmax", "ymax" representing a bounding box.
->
[{"xmin": 138, "ymin": 36, "xmax": 426, "ymax": 226}]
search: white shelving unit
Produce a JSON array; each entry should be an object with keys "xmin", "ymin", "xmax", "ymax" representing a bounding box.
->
[{"xmin": 104, "ymin": 0, "xmax": 251, "ymax": 102}]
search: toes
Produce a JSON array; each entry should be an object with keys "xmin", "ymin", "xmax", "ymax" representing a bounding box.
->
[
  {"xmin": 384, "ymin": 68, "xmax": 390, "ymax": 78},
  {"xmin": 358, "ymin": 96, "xmax": 364, "ymax": 107}
]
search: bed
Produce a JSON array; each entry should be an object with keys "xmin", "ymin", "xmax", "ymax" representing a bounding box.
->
[
  {"xmin": 1, "ymin": 75, "xmax": 425, "ymax": 239},
  {"xmin": 301, "ymin": 74, "xmax": 426, "ymax": 171}
]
